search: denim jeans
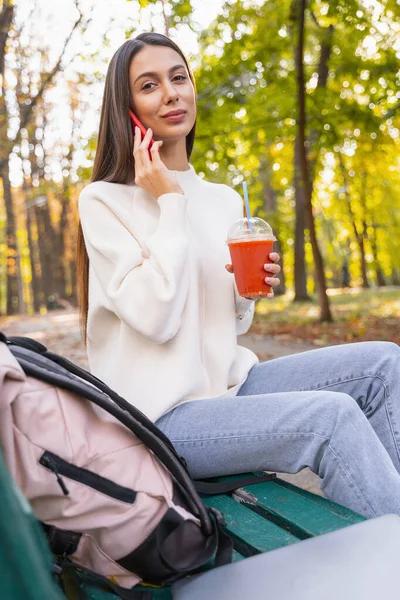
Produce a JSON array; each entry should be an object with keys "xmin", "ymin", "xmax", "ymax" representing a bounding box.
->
[{"xmin": 156, "ymin": 342, "xmax": 400, "ymax": 518}]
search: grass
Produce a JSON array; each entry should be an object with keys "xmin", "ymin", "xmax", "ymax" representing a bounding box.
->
[{"xmin": 251, "ymin": 286, "xmax": 400, "ymax": 346}]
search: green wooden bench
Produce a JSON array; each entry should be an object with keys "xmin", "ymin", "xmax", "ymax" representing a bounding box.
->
[{"xmin": 0, "ymin": 451, "xmax": 364, "ymax": 600}]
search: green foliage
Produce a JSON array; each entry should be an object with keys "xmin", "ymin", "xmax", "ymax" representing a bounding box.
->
[
  {"xmin": 191, "ymin": 0, "xmax": 400, "ymax": 290},
  {"xmin": 170, "ymin": 0, "xmax": 193, "ymax": 21}
]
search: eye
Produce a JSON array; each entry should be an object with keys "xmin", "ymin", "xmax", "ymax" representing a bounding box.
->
[
  {"xmin": 173, "ymin": 74, "xmax": 187, "ymax": 82},
  {"xmin": 142, "ymin": 82, "xmax": 155, "ymax": 91}
]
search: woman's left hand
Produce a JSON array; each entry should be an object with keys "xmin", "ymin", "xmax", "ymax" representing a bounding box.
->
[{"xmin": 225, "ymin": 252, "xmax": 281, "ymax": 299}]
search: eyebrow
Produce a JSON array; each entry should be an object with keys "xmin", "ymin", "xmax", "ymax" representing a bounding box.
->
[{"xmin": 134, "ymin": 64, "xmax": 187, "ymax": 85}]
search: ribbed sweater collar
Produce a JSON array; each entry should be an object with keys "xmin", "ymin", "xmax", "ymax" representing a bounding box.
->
[{"xmin": 169, "ymin": 163, "xmax": 197, "ymax": 183}]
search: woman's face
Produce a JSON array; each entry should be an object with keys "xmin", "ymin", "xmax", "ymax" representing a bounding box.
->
[{"xmin": 129, "ymin": 45, "xmax": 196, "ymax": 142}]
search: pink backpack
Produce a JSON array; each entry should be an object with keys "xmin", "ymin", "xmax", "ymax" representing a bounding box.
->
[{"xmin": 1, "ymin": 332, "xmax": 264, "ymax": 595}]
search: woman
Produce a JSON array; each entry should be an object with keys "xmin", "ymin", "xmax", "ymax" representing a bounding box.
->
[{"xmin": 78, "ymin": 32, "xmax": 400, "ymax": 519}]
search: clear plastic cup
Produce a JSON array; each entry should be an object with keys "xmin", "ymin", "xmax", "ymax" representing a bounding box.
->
[{"xmin": 227, "ymin": 217, "xmax": 276, "ymax": 299}]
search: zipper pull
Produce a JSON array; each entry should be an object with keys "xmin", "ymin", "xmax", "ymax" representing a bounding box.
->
[{"xmin": 42, "ymin": 456, "xmax": 70, "ymax": 496}]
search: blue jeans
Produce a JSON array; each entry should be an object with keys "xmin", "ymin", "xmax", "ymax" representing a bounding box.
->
[{"xmin": 156, "ymin": 342, "xmax": 400, "ymax": 518}]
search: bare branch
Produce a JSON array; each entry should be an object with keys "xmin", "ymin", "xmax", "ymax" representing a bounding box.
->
[
  {"xmin": 0, "ymin": 0, "xmax": 14, "ymax": 78},
  {"xmin": 309, "ymin": 8, "xmax": 322, "ymax": 28},
  {"xmin": 17, "ymin": 3, "xmax": 85, "ymax": 137},
  {"xmin": 383, "ymin": 100, "xmax": 400, "ymax": 120}
]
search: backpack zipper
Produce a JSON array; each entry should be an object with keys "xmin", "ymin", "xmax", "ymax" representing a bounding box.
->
[
  {"xmin": 39, "ymin": 451, "xmax": 137, "ymax": 504},
  {"xmin": 40, "ymin": 454, "xmax": 70, "ymax": 496}
]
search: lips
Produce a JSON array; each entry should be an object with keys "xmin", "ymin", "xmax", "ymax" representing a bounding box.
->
[{"xmin": 161, "ymin": 110, "xmax": 186, "ymax": 118}]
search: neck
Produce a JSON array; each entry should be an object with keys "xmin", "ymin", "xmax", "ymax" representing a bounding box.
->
[{"xmin": 159, "ymin": 138, "xmax": 190, "ymax": 171}]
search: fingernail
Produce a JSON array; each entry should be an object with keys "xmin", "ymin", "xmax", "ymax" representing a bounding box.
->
[
  {"xmin": 264, "ymin": 264, "xmax": 273, "ymax": 270},
  {"xmin": 265, "ymin": 277, "xmax": 273, "ymax": 284}
]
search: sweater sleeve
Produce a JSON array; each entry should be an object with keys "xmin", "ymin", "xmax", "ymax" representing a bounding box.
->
[
  {"xmin": 79, "ymin": 187, "xmax": 190, "ymax": 345},
  {"xmin": 234, "ymin": 284, "xmax": 255, "ymax": 335}
]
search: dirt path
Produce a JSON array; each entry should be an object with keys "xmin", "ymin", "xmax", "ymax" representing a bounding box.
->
[{"xmin": 1, "ymin": 309, "xmax": 323, "ymax": 496}]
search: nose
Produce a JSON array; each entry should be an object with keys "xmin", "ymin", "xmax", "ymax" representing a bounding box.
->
[{"xmin": 163, "ymin": 79, "xmax": 180, "ymax": 104}]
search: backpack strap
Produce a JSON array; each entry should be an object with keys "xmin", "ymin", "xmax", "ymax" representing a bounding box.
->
[
  {"xmin": 194, "ymin": 472, "xmax": 276, "ymax": 495},
  {"xmin": 4, "ymin": 333, "xmax": 214, "ymax": 537},
  {"xmin": 41, "ymin": 523, "xmax": 82, "ymax": 556},
  {"xmin": 5, "ymin": 334, "xmax": 182, "ymax": 463}
]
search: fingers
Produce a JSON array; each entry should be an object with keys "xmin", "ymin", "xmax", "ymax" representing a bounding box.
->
[
  {"xmin": 265, "ymin": 276, "xmax": 280, "ymax": 288},
  {"xmin": 150, "ymin": 140, "xmax": 164, "ymax": 164},
  {"xmin": 133, "ymin": 126, "xmax": 144, "ymax": 170},
  {"xmin": 133, "ymin": 125, "xmax": 141, "ymax": 147},
  {"xmin": 269, "ymin": 252, "xmax": 280, "ymax": 263},
  {"xmin": 141, "ymin": 127, "xmax": 153, "ymax": 148},
  {"xmin": 264, "ymin": 263, "xmax": 281, "ymax": 275},
  {"xmin": 225, "ymin": 264, "xmax": 234, "ymax": 273},
  {"xmin": 141, "ymin": 128, "xmax": 153, "ymax": 163},
  {"xmin": 133, "ymin": 126, "xmax": 153, "ymax": 165},
  {"xmin": 265, "ymin": 255, "xmax": 280, "ymax": 292}
]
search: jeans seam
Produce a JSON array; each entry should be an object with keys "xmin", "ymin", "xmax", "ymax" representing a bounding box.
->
[
  {"xmin": 384, "ymin": 397, "xmax": 400, "ymax": 464},
  {"xmin": 168, "ymin": 432, "xmax": 330, "ymax": 443},
  {"xmin": 327, "ymin": 443, "xmax": 376, "ymax": 518},
  {"xmin": 317, "ymin": 374, "xmax": 400, "ymax": 465},
  {"xmin": 308, "ymin": 373, "xmax": 386, "ymax": 393}
]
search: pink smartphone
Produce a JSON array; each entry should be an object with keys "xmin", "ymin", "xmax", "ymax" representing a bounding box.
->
[{"xmin": 129, "ymin": 109, "xmax": 154, "ymax": 159}]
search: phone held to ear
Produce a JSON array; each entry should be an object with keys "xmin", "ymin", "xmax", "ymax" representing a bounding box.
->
[{"xmin": 129, "ymin": 110, "xmax": 155, "ymax": 159}]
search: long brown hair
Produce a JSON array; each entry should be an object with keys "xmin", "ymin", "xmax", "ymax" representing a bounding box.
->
[{"xmin": 77, "ymin": 33, "xmax": 197, "ymax": 342}]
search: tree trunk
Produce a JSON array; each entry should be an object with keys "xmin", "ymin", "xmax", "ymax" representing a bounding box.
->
[
  {"xmin": 358, "ymin": 232, "xmax": 369, "ymax": 288},
  {"xmin": 26, "ymin": 207, "xmax": 43, "ymax": 312},
  {"xmin": 0, "ymin": 1, "xmax": 14, "ymax": 78},
  {"xmin": 1, "ymin": 165, "xmax": 20, "ymax": 314},
  {"xmin": 68, "ymin": 253, "xmax": 78, "ymax": 304},
  {"xmin": 260, "ymin": 158, "xmax": 286, "ymax": 295},
  {"xmin": 308, "ymin": 23, "xmax": 334, "ymax": 181},
  {"xmin": 293, "ymin": 134, "xmax": 310, "ymax": 300},
  {"xmin": 54, "ymin": 192, "xmax": 69, "ymax": 297},
  {"xmin": 348, "ymin": 214, "xmax": 369, "ymax": 288},
  {"xmin": 392, "ymin": 269, "xmax": 400, "ymax": 286},
  {"xmin": 339, "ymin": 156, "xmax": 370, "ymax": 288},
  {"xmin": 358, "ymin": 173, "xmax": 370, "ymax": 288},
  {"xmin": 369, "ymin": 226, "xmax": 386, "ymax": 287},
  {"xmin": 293, "ymin": 16, "xmax": 333, "ymax": 302},
  {"xmin": 22, "ymin": 180, "xmax": 44, "ymax": 313},
  {"xmin": 34, "ymin": 200, "xmax": 56, "ymax": 305},
  {"xmin": 295, "ymin": 0, "xmax": 332, "ymax": 322}
]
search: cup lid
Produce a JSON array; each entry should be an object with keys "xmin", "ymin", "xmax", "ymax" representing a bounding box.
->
[{"xmin": 227, "ymin": 217, "xmax": 276, "ymax": 242}]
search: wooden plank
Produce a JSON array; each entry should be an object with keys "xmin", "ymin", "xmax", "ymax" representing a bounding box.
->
[
  {"xmin": 274, "ymin": 478, "xmax": 366, "ymax": 521},
  {"xmin": 234, "ymin": 478, "xmax": 365, "ymax": 539},
  {"xmin": 203, "ymin": 494, "xmax": 300, "ymax": 555}
]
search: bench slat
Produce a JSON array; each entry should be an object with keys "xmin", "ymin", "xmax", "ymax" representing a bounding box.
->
[
  {"xmin": 235, "ymin": 478, "xmax": 364, "ymax": 539},
  {"xmin": 203, "ymin": 494, "xmax": 300, "ymax": 555},
  {"xmin": 274, "ymin": 478, "xmax": 367, "ymax": 520}
]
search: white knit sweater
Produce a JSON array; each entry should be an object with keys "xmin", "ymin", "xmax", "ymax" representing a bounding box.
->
[{"xmin": 79, "ymin": 164, "xmax": 258, "ymax": 421}]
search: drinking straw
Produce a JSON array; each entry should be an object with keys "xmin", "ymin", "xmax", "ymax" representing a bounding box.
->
[{"xmin": 242, "ymin": 181, "xmax": 253, "ymax": 232}]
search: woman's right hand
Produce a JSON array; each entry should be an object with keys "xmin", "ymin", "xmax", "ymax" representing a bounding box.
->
[{"xmin": 133, "ymin": 127, "xmax": 184, "ymax": 199}]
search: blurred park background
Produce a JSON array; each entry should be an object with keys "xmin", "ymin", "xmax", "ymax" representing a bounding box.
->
[{"xmin": 1, "ymin": 0, "xmax": 400, "ymax": 351}]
